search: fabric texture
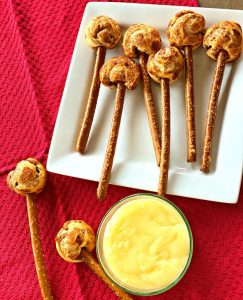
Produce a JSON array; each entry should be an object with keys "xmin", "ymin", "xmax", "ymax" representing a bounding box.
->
[{"xmin": 0, "ymin": 0, "xmax": 242, "ymax": 299}]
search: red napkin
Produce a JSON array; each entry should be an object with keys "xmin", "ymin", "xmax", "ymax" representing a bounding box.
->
[{"xmin": 1, "ymin": 0, "xmax": 242, "ymax": 299}]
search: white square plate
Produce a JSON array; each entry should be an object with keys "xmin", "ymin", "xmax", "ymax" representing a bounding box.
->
[{"xmin": 47, "ymin": 2, "xmax": 243, "ymax": 203}]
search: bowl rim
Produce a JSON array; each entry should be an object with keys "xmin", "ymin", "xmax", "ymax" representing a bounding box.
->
[{"xmin": 96, "ymin": 193, "xmax": 193, "ymax": 296}]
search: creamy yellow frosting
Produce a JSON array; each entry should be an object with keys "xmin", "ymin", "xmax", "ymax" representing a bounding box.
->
[{"xmin": 103, "ymin": 197, "xmax": 190, "ymax": 291}]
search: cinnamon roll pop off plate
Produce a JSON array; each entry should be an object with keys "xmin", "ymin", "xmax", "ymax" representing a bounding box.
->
[
  {"xmin": 56, "ymin": 220, "xmax": 133, "ymax": 300},
  {"xmin": 7, "ymin": 159, "xmax": 53, "ymax": 300}
]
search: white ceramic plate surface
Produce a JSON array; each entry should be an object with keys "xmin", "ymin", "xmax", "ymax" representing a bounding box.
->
[{"xmin": 47, "ymin": 2, "xmax": 243, "ymax": 203}]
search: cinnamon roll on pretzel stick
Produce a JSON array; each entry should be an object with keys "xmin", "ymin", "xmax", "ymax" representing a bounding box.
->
[
  {"xmin": 97, "ymin": 56, "xmax": 140, "ymax": 200},
  {"xmin": 7, "ymin": 158, "xmax": 53, "ymax": 300},
  {"xmin": 148, "ymin": 47, "xmax": 184, "ymax": 196},
  {"xmin": 167, "ymin": 11, "xmax": 205, "ymax": 162},
  {"xmin": 201, "ymin": 21, "xmax": 242, "ymax": 173},
  {"xmin": 56, "ymin": 220, "xmax": 133, "ymax": 300},
  {"xmin": 123, "ymin": 24, "xmax": 162, "ymax": 165},
  {"xmin": 76, "ymin": 16, "xmax": 121, "ymax": 153}
]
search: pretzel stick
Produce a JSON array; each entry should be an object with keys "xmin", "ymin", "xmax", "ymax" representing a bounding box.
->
[
  {"xmin": 97, "ymin": 82, "xmax": 126, "ymax": 200},
  {"xmin": 201, "ymin": 50, "xmax": 227, "ymax": 173},
  {"xmin": 26, "ymin": 194, "xmax": 53, "ymax": 300},
  {"xmin": 158, "ymin": 78, "xmax": 170, "ymax": 196},
  {"xmin": 81, "ymin": 249, "xmax": 133, "ymax": 300},
  {"xmin": 139, "ymin": 52, "xmax": 161, "ymax": 166},
  {"xmin": 184, "ymin": 45, "xmax": 196, "ymax": 162},
  {"xmin": 76, "ymin": 46, "xmax": 106, "ymax": 153}
]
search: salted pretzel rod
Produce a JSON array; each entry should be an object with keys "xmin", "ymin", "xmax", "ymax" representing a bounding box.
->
[
  {"xmin": 76, "ymin": 16, "xmax": 121, "ymax": 153},
  {"xmin": 7, "ymin": 158, "xmax": 53, "ymax": 300},
  {"xmin": 167, "ymin": 10, "xmax": 205, "ymax": 162},
  {"xmin": 97, "ymin": 56, "xmax": 140, "ymax": 200},
  {"xmin": 201, "ymin": 21, "xmax": 243, "ymax": 173},
  {"xmin": 159, "ymin": 78, "xmax": 170, "ymax": 196},
  {"xmin": 97, "ymin": 82, "xmax": 126, "ymax": 200},
  {"xmin": 184, "ymin": 46, "xmax": 196, "ymax": 161},
  {"xmin": 123, "ymin": 24, "xmax": 162, "ymax": 165},
  {"xmin": 147, "ymin": 47, "xmax": 184, "ymax": 196},
  {"xmin": 56, "ymin": 220, "xmax": 133, "ymax": 300}
]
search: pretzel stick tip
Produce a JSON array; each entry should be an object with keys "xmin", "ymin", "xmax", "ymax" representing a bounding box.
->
[
  {"xmin": 97, "ymin": 82, "xmax": 126, "ymax": 200},
  {"xmin": 184, "ymin": 45, "xmax": 196, "ymax": 163},
  {"xmin": 158, "ymin": 78, "xmax": 170, "ymax": 196},
  {"xmin": 81, "ymin": 249, "xmax": 133, "ymax": 300},
  {"xmin": 26, "ymin": 194, "xmax": 53, "ymax": 300},
  {"xmin": 201, "ymin": 50, "xmax": 227, "ymax": 173},
  {"xmin": 139, "ymin": 52, "xmax": 161, "ymax": 166},
  {"xmin": 76, "ymin": 46, "xmax": 106, "ymax": 153}
]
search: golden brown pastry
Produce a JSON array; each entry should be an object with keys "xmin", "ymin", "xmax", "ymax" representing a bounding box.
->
[
  {"xmin": 85, "ymin": 15, "xmax": 122, "ymax": 49},
  {"xmin": 56, "ymin": 220, "xmax": 133, "ymax": 300},
  {"xmin": 122, "ymin": 24, "xmax": 161, "ymax": 57},
  {"xmin": 167, "ymin": 10, "xmax": 205, "ymax": 50},
  {"xmin": 7, "ymin": 158, "xmax": 47, "ymax": 195},
  {"xmin": 122, "ymin": 24, "xmax": 162, "ymax": 166},
  {"xmin": 201, "ymin": 21, "xmax": 243, "ymax": 173},
  {"xmin": 7, "ymin": 158, "xmax": 53, "ymax": 300},
  {"xmin": 148, "ymin": 47, "xmax": 184, "ymax": 196},
  {"xmin": 97, "ymin": 56, "xmax": 140, "ymax": 200},
  {"xmin": 203, "ymin": 20, "xmax": 242, "ymax": 62},
  {"xmin": 147, "ymin": 47, "xmax": 184, "ymax": 83},
  {"xmin": 100, "ymin": 55, "xmax": 140, "ymax": 90},
  {"xmin": 55, "ymin": 220, "xmax": 95, "ymax": 263}
]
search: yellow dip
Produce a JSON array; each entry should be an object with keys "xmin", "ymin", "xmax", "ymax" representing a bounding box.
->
[{"xmin": 103, "ymin": 197, "xmax": 190, "ymax": 291}]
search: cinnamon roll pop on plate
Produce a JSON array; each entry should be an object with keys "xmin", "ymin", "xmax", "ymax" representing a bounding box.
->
[
  {"xmin": 56, "ymin": 220, "xmax": 133, "ymax": 300},
  {"xmin": 97, "ymin": 56, "xmax": 140, "ymax": 200},
  {"xmin": 167, "ymin": 11, "xmax": 205, "ymax": 162},
  {"xmin": 201, "ymin": 21, "xmax": 242, "ymax": 173},
  {"xmin": 147, "ymin": 47, "xmax": 184, "ymax": 196},
  {"xmin": 123, "ymin": 24, "xmax": 162, "ymax": 165},
  {"xmin": 76, "ymin": 16, "xmax": 121, "ymax": 153}
]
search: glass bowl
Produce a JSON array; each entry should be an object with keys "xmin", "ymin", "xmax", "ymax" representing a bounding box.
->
[{"xmin": 96, "ymin": 193, "xmax": 193, "ymax": 296}]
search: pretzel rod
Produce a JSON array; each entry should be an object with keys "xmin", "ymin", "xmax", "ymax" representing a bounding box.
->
[
  {"xmin": 201, "ymin": 50, "xmax": 227, "ymax": 173},
  {"xmin": 26, "ymin": 194, "xmax": 53, "ymax": 300},
  {"xmin": 81, "ymin": 249, "xmax": 133, "ymax": 300},
  {"xmin": 97, "ymin": 82, "xmax": 126, "ymax": 200},
  {"xmin": 76, "ymin": 46, "xmax": 106, "ymax": 153},
  {"xmin": 184, "ymin": 45, "xmax": 196, "ymax": 162},
  {"xmin": 158, "ymin": 78, "xmax": 170, "ymax": 196},
  {"xmin": 139, "ymin": 52, "xmax": 161, "ymax": 166}
]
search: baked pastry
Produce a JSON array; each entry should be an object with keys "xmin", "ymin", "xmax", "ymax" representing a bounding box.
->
[
  {"xmin": 147, "ymin": 47, "xmax": 184, "ymax": 196},
  {"xmin": 56, "ymin": 220, "xmax": 95, "ymax": 263},
  {"xmin": 7, "ymin": 158, "xmax": 53, "ymax": 300},
  {"xmin": 97, "ymin": 56, "xmax": 140, "ymax": 200},
  {"xmin": 86, "ymin": 15, "xmax": 121, "ymax": 49},
  {"xmin": 76, "ymin": 16, "xmax": 122, "ymax": 154},
  {"xmin": 100, "ymin": 56, "xmax": 140, "ymax": 90},
  {"xmin": 201, "ymin": 21, "xmax": 242, "ymax": 173},
  {"xmin": 147, "ymin": 47, "xmax": 184, "ymax": 82},
  {"xmin": 7, "ymin": 158, "xmax": 47, "ymax": 195},
  {"xmin": 167, "ymin": 10, "xmax": 206, "ymax": 162},
  {"xmin": 203, "ymin": 20, "xmax": 242, "ymax": 63},
  {"xmin": 167, "ymin": 10, "xmax": 205, "ymax": 50},
  {"xmin": 56, "ymin": 220, "xmax": 133, "ymax": 300},
  {"xmin": 122, "ymin": 24, "xmax": 162, "ymax": 165}
]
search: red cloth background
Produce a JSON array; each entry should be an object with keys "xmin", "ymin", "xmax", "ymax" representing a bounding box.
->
[{"xmin": 0, "ymin": 0, "xmax": 242, "ymax": 299}]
